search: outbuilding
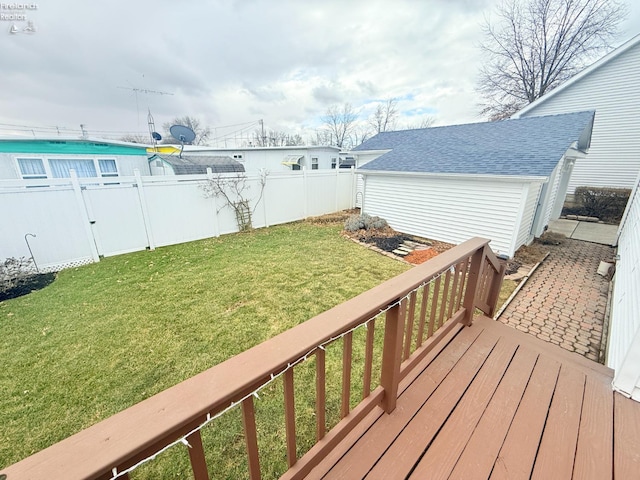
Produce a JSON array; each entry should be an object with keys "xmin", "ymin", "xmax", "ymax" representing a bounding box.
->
[{"xmin": 353, "ymin": 111, "xmax": 595, "ymax": 258}]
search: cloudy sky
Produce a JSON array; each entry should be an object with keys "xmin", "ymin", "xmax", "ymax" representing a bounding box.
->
[{"xmin": 1, "ymin": 0, "xmax": 638, "ymax": 145}]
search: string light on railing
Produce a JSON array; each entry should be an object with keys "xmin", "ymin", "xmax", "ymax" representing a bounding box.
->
[{"xmin": 108, "ymin": 262, "xmax": 462, "ymax": 479}]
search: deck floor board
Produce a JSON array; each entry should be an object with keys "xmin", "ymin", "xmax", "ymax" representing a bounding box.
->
[{"xmin": 314, "ymin": 316, "xmax": 640, "ymax": 480}]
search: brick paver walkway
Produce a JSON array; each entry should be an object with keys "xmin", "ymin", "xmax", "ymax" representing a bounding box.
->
[{"xmin": 498, "ymin": 239, "xmax": 614, "ymax": 363}]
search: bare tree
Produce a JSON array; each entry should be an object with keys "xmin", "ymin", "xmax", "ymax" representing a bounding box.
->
[
  {"xmin": 251, "ymin": 129, "xmax": 305, "ymax": 147},
  {"xmin": 402, "ymin": 116, "xmax": 436, "ymax": 130},
  {"xmin": 322, "ymin": 103, "xmax": 359, "ymax": 149},
  {"xmin": 119, "ymin": 133, "xmax": 152, "ymax": 144},
  {"xmin": 478, "ymin": 0, "xmax": 626, "ymax": 120},
  {"xmin": 350, "ymin": 124, "xmax": 373, "ymax": 148},
  {"xmin": 162, "ymin": 116, "xmax": 212, "ymax": 145},
  {"xmin": 369, "ymin": 98, "xmax": 399, "ymax": 133}
]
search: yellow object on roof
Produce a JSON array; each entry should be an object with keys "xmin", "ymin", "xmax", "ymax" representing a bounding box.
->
[{"xmin": 146, "ymin": 146, "xmax": 181, "ymax": 155}]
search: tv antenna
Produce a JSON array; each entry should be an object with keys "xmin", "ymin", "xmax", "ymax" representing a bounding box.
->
[
  {"xmin": 147, "ymin": 109, "xmax": 162, "ymax": 149},
  {"xmin": 170, "ymin": 124, "xmax": 196, "ymax": 158},
  {"xmin": 118, "ymin": 84, "xmax": 174, "ymax": 126}
]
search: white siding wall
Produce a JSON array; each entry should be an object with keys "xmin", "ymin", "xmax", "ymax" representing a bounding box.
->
[
  {"xmin": 518, "ymin": 42, "xmax": 640, "ymax": 193},
  {"xmin": 608, "ymin": 172, "xmax": 640, "ymax": 401},
  {"xmin": 355, "ymin": 152, "xmax": 385, "ymax": 207},
  {"xmin": 515, "ymin": 182, "xmax": 543, "ymax": 250},
  {"xmin": 362, "ymin": 174, "xmax": 533, "ymax": 257}
]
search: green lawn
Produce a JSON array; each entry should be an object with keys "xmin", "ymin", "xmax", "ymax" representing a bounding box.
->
[
  {"xmin": 1, "ymin": 221, "xmax": 517, "ymax": 479},
  {"xmin": 0, "ymin": 221, "xmax": 409, "ymax": 478}
]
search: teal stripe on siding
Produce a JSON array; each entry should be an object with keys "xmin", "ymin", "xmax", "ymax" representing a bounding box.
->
[{"xmin": 0, "ymin": 141, "xmax": 147, "ymax": 156}]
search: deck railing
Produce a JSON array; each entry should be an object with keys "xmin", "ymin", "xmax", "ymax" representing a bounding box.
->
[{"xmin": 1, "ymin": 237, "xmax": 505, "ymax": 480}]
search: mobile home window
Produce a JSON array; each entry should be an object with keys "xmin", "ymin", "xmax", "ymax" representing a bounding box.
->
[
  {"xmin": 49, "ymin": 159, "xmax": 97, "ymax": 178},
  {"xmin": 331, "ymin": 158, "xmax": 337, "ymax": 169},
  {"xmin": 17, "ymin": 158, "xmax": 47, "ymax": 179},
  {"xmin": 98, "ymin": 159, "xmax": 118, "ymax": 177},
  {"xmin": 312, "ymin": 157, "xmax": 319, "ymax": 170}
]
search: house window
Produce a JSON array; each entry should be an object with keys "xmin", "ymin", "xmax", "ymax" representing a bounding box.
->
[
  {"xmin": 292, "ymin": 164, "xmax": 301, "ymax": 171},
  {"xmin": 233, "ymin": 153, "xmax": 244, "ymax": 161},
  {"xmin": 98, "ymin": 159, "xmax": 118, "ymax": 177},
  {"xmin": 17, "ymin": 158, "xmax": 47, "ymax": 179},
  {"xmin": 312, "ymin": 157, "xmax": 319, "ymax": 170},
  {"xmin": 49, "ymin": 159, "xmax": 97, "ymax": 178},
  {"xmin": 331, "ymin": 158, "xmax": 337, "ymax": 169}
]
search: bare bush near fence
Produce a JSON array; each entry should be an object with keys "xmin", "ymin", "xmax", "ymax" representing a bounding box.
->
[{"xmin": 201, "ymin": 171, "xmax": 269, "ymax": 231}]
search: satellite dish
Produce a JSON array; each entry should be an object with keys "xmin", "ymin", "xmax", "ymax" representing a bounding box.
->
[
  {"xmin": 170, "ymin": 125, "xmax": 196, "ymax": 144},
  {"xmin": 152, "ymin": 132, "xmax": 162, "ymax": 141}
]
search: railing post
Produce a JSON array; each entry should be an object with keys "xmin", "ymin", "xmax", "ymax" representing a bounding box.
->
[
  {"xmin": 486, "ymin": 262, "xmax": 506, "ymax": 317},
  {"xmin": 380, "ymin": 298, "xmax": 406, "ymax": 413},
  {"xmin": 462, "ymin": 246, "xmax": 486, "ymax": 326}
]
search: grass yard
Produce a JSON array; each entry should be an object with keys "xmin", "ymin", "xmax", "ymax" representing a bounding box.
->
[
  {"xmin": 0, "ymin": 221, "xmax": 409, "ymax": 477},
  {"xmin": 0, "ymin": 220, "xmax": 516, "ymax": 478}
]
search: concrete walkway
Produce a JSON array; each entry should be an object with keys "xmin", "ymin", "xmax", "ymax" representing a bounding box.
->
[
  {"xmin": 548, "ymin": 219, "xmax": 618, "ymax": 245},
  {"xmin": 498, "ymin": 238, "xmax": 615, "ymax": 363}
]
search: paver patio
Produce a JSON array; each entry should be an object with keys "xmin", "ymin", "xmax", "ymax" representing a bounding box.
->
[{"xmin": 498, "ymin": 238, "xmax": 614, "ymax": 362}]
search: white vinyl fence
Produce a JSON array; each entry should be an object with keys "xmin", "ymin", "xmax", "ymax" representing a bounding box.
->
[{"xmin": 1, "ymin": 168, "xmax": 356, "ymax": 271}]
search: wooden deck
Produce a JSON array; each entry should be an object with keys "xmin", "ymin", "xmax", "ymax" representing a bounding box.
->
[{"xmin": 304, "ymin": 316, "xmax": 640, "ymax": 480}]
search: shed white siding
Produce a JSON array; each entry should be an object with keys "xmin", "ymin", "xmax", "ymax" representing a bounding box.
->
[
  {"xmin": 362, "ymin": 174, "xmax": 539, "ymax": 257},
  {"xmin": 515, "ymin": 182, "xmax": 543, "ymax": 250},
  {"xmin": 355, "ymin": 152, "xmax": 385, "ymax": 207},
  {"xmin": 608, "ymin": 172, "xmax": 640, "ymax": 401},
  {"xmin": 516, "ymin": 40, "xmax": 640, "ymax": 193}
]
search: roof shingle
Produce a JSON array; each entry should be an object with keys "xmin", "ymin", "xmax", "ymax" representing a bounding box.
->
[{"xmin": 354, "ymin": 111, "xmax": 595, "ymax": 177}]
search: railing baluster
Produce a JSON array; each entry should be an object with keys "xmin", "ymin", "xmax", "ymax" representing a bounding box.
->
[
  {"xmin": 437, "ymin": 269, "xmax": 452, "ymax": 329},
  {"xmin": 363, "ymin": 320, "xmax": 376, "ymax": 400},
  {"xmin": 380, "ymin": 298, "xmax": 406, "ymax": 413},
  {"xmin": 186, "ymin": 430, "xmax": 210, "ymax": 480},
  {"xmin": 315, "ymin": 348, "xmax": 326, "ymax": 442},
  {"xmin": 416, "ymin": 284, "xmax": 430, "ymax": 349},
  {"xmin": 447, "ymin": 262, "xmax": 461, "ymax": 319},
  {"xmin": 242, "ymin": 397, "xmax": 261, "ymax": 480},
  {"xmin": 427, "ymin": 276, "xmax": 441, "ymax": 339},
  {"xmin": 341, "ymin": 332, "xmax": 353, "ymax": 418},
  {"xmin": 284, "ymin": 369, "xmax": 297, "ymax": 467},
  {"xmin": 403, "ymin": 291, "xmax": 417, "ymax": 360},
  {"xmin": 456, "ymin": 257, "xmax": 470, "ymax": 310}
]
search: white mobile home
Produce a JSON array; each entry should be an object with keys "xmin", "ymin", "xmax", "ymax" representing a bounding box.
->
[
  {"xmin": 171, "ymin": 145, "xmax": 341, "ymax": 173},
  {"xmin": 0, "ymin": 137, "xmax": 150, "ymax": 180}
]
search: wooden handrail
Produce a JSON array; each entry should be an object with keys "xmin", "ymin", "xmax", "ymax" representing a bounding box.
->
[{"xmin": 1, "ymin": 237, "xmax": 504, "ymax": 480}]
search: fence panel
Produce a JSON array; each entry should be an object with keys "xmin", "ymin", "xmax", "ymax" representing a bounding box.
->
[
  {"xmin": 83, "ymin": 185, "xmax": 149, "ymax": 256},
  {"xmin": 0, "ymin": 185, "xmax": 95, "ymax": 270},
  {"xmin": 0, "ymin": 169, "xmax": 355, "ymax": 271},
  {"xmin": 143, "ymin": 180, "xmax": 219, "ymax": 248}
]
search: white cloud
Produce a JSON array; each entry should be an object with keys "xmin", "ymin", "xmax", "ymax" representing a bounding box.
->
[{"xmin": 0, "ymin": 0, "xmax": 637, "ymax": 143}]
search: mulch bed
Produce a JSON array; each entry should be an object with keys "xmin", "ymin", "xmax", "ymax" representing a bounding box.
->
[
  {"xmin": 404, "ymin": 249, "xmax": 439, "ymax": 265},
  {"xmin": 0, "ymin": 273, "xmax": 56, "ymax": 302}
]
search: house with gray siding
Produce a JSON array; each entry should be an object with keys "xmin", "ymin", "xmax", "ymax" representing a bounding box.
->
[
  {"xmin": 513, "ymin": 34, "xmax": 640, "ymax": 194},
  {"xmin": 352, "ymin": 111, "xmax": 595, "ymax": 258}
]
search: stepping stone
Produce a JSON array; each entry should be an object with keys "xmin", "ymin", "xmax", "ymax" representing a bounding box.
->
[{"xmin": 392, "ymin": 249, "xmax": 409, "ymax": 256}]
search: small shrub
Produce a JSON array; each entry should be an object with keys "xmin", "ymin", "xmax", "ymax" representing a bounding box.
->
[
  {"xmin": 1, "ymin": 257, "xmax": 36, "ymax": 293},
  {"xmin": 539, "ymin": 231, "xmax": 566, "ymax": 246},
  {"xmin": 344, "ymin": 213, "xmax": 388, "ymax": 232},
  {"xmin": 571, "ymin": 187, "xmax": 631, "ymax": 223}
]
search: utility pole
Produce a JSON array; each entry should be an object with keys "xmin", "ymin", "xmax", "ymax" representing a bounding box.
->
[{"xmin": 260, "ymin": 119, "xmax": 266, "ymax": 147}]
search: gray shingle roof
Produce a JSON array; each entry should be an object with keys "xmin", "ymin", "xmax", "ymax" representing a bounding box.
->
[
  {"xmin": 150, "ymin": 154, "xmax": 245, "ymax": 174},
  {"xmin": 354, "ymin": 111, "xmax": 595, "ymax": 177}
]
